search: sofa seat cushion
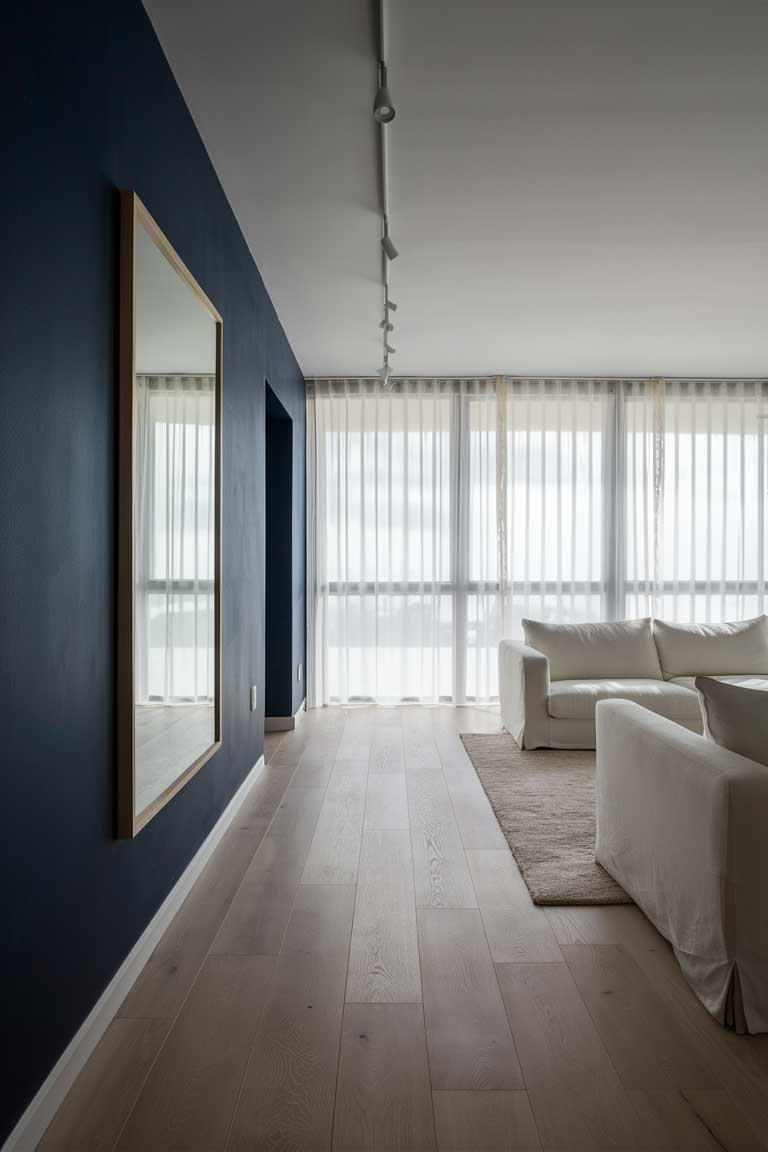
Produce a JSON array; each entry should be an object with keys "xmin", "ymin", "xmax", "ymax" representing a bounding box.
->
[
  {"xmin": 670, "ymin": 674, "xmax": 768, "ymax": 694},
  {"xmin": 547, "ymin": 678, "xmax": 700, "ymax": 721},
  {"xmin": 653, "ymin": 614, "xmax": 768, "ymax": 679}
]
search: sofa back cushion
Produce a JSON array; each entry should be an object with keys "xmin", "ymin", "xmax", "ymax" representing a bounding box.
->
[
  {"xmin": 522, "ymin": 617, "xmax": 662, "ymax": 681},
  {"xmin": 695, "ymin": 676, "xmax": 768, "ymax": 766},
  {"xmin": 654, "ymin": 615, "xmax": 768, "ymax": 679}
]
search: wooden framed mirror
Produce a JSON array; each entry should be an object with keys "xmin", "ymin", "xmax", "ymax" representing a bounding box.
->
[{"xmin": 118, "ymin": 192, "xmax": 222, "ymax": 837}]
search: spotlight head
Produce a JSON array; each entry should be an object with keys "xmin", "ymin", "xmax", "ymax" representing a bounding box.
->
[
  {"xmin": 385, "ymin": 343, "xmax": 396, "ymax": 355},
  {"xmin": 381, "ymin": 234, "xmax": 398, "ymax": 260},
  {"xmin": 373, "ymin": 81, "xmax": 395, "ymax": 124},
  {"xmin": 386, "ymin": 299, "xmax": 397, "ymax": 311},
  {"xmin": 379, "ymin": 319, "xmax": 394, "ymax": 331}
]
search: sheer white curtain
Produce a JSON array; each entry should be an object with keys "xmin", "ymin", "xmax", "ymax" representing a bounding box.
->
[
  {"xmin": 463, "ymin": 378, "xmax": 613, "ymax": 700},
  {"xmin": 307, "ymin": 376, "xmax": 768, "ymax": 707},
  {"xmin": 307, "ymin": 377, "xmax": 609, "ymax": 705},
  {"xmin": 498, "ymin": 378, "xmax": 612, "ymax": 632},
  {"xmin": 307, "ymin": 378, "xmax": 460, "ymax": 706},
  {"xmin": 135, "ymin": 375, "xmax": 215, "ymax": 704},
  {"xmin": 625, "ymin": 379, "xmax": 767, "ymax": 622}
]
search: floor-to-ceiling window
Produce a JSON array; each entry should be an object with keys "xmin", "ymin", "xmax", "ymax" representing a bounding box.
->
[
  {"xmin": 307, "ymin": 379, "xmax": 455, "ymax": 705},
  {"xmin": 624, "ymin": 380, "xmax": 766, "ymax": 623},
  {"xmin": 307, "ymin": 377, "xmax": 767, "ymax": 706}
]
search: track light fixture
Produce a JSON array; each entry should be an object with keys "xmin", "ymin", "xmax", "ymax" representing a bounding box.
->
[
  {"xmin": 385, "ymin": 298, "xmax": 397, "ymax": 311},
  {"xmin": 385, "ymin": 343, "xmax": 396, "ymax": 355},
  {"xmin": 381, "ymin": 232, "xmax": 398, "ymax": 261},
  {"xmin": 379, "ymin": 319, "xmax": 394, "ymax": 331},
  {"xmin": 373, "ymin": 63, "xmax": 396, "ymax": 123}
]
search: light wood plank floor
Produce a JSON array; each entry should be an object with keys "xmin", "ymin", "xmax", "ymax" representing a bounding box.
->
[{"xmin": 39, "ymin": 707, "xmax": 768, "ymax": 1151}]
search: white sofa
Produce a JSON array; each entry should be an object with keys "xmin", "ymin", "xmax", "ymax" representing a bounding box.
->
[
  {"xmin": 499, "ymin": 614, "xmax": 768, "ymax": 749},
  {"xmin": 596, "ymin": 700, "xmax": 768, "ymax": 1033}
]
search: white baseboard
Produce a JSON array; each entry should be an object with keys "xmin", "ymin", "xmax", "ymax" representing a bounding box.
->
[
  {"xmin": 3, "ymin": 755, "xmax": 265, "ymax": 1152},
  {"xmin": 265, "ymin": 699, "xmax": 306, "ymax": 732}
]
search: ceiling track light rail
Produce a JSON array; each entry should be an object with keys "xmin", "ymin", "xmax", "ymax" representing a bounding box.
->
[{"xmin": 375, "ymin": 0, "xmax": 398, "ymax": 389}]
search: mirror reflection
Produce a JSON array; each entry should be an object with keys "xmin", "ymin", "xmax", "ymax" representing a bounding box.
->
[{"xmin": 133, "ymin": 215, "xmax": 218, "ymax": 822}]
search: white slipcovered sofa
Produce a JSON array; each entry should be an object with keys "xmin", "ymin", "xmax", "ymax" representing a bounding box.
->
[
  {"xmin": 499, "ymin": 614, "xmax": 768, "ymax": 749},
  {"xmin": 596, "ymin": 700, "xmax": 768, "ymax": 1033}
]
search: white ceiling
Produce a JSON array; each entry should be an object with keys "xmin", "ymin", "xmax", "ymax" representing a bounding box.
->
[{"xmin": 144, "ymin": 0, "xmax": 768, "ymax": 378}]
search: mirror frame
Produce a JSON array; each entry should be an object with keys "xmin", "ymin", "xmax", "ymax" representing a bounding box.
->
[{"xmin": 117, "ymin": 191, "xmax": 222, "ymax": 838}]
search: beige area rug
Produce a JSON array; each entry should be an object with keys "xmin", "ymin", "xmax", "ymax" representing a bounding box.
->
[{"xmin": 460, "ymin": 733, "xmax": 631, "ymax": 906}]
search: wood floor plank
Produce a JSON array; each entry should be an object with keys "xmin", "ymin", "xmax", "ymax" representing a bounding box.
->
[
  {"xmin": 335, "ymin": 709, "xmax": 374, "ymax": 765},
  {"xmin": 627, "ymin": 1088, "xmax": 765, "ymax": 1151},
  {"xmin": 227, "ymin": 886, "xmax": 355, "ymax": 1152},
  {"xmin": 418, "ymin": 909, "xmax": 522, "ymax": 1090},
  {"xmin": 301, "ymin": 763, "xmax": 367, "ymax": 885},
  {"xmin": 116, "ymin": 955, "xmax": 274, "ymax": 1152},
  {"xmin": 333, "ymin": 1003, "xmax": 436, "ymax": 1152},
  {"xmin": 267, "ymin": 728, "xmax": 313, "ymax": 769},
  {"xmin": 263, "ymin": 731, "xmax": 285, "ymax": 764},
  {"xmin": 466, "ymin": 850, "xmax": 563, "ymax": 963},
  {"xmin": 369, "ymin": 726, "xmax": 405, "ymax": 775},
  {"xmin": 629, "ymin": 1089, "xmax": 720, "ymax": 1150},
  {"xmin": 681, "ymin": 1089, "xmax": 768, "ymax": 1152},
  {"xmin": 495, "ymin": 961, "xmax": 638, "ymax": 1150},
  {"xmin": 291, "ymin": 744, "xmax": 337, "ymax": 787},
  {"xmin": 432, "ymin": 1091, "xmax": 541, "ymax": 1152},
  {"xmin": 237, "ymin": 764, "xmax": 297, "ymax": 822},
  {"xmin": 280, "ymin": 880, "xmax": 357, "ymax": 957},
  {"xmin": 623, "ymin": 918, "xmax": 768, "ymax": 1140},
  {"xmin": 267, "ymin": 709, "xmax": 340, "ymax": 770},
  {"xmin": 364, "ymin": 773, "xmax": 409, "ymax": 830},
  {"xmin": 346, "ymin": 830, "xmax": 421, "ymax": 1004},
  {"xmin": 119, "ymin": 822, "xmax": 271, "ymax": 1020},
  {"xmin": 544, "ymin": 904, "xmax": 648, "ymax": 947},
  {"xmin": 290, "ymin": 719, "xmax": 344, "ymax": 788},
  {"xmin": 212, "ymin": 786, "xmax": 326, "ymax": 956},
  {"xmin": 711, "ymin": 1035, "xmax": 768, "ymax": 1145},
  {"xmin": 562, "ymin": 943, "xmax": 719, "ymax": 1090},
  {"xmin": 432, "ymin": 721, "xmax": 508, "ymax": 850},
  {"xmin": 403, "ymin": 709, "xmax": 443, "ymax": 777},
  {"xmin": 39, "ymin": 1019, "xmax": 171, "ymax": 1152},
  {"xmin": 407, "ymin": 770, "xmax": 477, "ymax": 909},
  {"xmin": 547, "ymin": 905, "xmax": 768, "ymax": 1139}
]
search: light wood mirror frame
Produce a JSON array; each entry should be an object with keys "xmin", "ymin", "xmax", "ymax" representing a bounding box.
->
[{"xmin": 117, "ymin": 191, "xmax": 222, "ymax": 838}]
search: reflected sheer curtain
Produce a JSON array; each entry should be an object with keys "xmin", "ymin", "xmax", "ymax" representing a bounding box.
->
[
  {"xmin": 135, "ymin": 375, "xmax": 216, "ymax": 704},
  {"xmin": 307, "ymin": 377, "xmax": 767, "ymax": 707}
]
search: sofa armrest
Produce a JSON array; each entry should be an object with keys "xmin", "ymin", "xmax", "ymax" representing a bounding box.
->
[
  {"xmin": 498, "ymin": 639, "xmax": 550, "ymax": 748},
  {"xmin": 596, "ymin": 700, "xmax": 768, "ymax": 1029}
]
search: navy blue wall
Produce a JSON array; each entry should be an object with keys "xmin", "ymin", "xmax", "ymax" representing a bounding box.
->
[{"xmin": 0, "ymin": 0, "xmax": 305, "ymax": 1141}]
